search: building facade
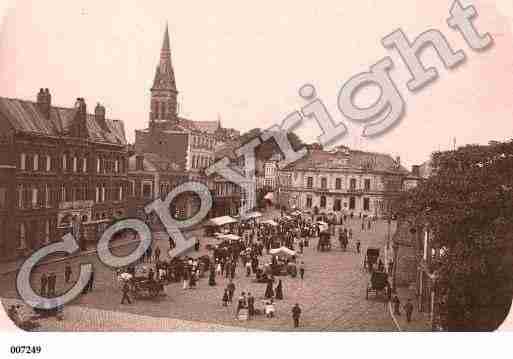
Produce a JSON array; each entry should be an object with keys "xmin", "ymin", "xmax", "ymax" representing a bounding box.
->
[
  {"xmin": 278, "ymin": 146, "xmax": 412, "ymax": 218},
  {"xmin": 0, "ymin": 90, "xmax": 128, "ymax": 260},
  {"xmin": 127, "ymin": 153, "xmax": 190, "ymax": 223}
]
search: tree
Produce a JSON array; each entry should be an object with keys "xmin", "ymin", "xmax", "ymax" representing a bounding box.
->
[
  {"xmin": 395, "ymin": 141, "xmax": 513, "ymax": 331},
  {"xmin": 239, "ymin": 128, "xmax": 306, "ymax": 162}
]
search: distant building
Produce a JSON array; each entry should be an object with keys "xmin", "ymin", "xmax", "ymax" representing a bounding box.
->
[
  {"xmin": 0, "ymin": 89, "xmax": 128, "ymax": 260},
  {"xmin": 278, "ymin": 146, "xmax": 413, "ymax": 218}
]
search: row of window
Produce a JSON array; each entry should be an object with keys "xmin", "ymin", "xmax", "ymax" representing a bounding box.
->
[
  {"xmin": 14, "ymin": 184, "xmax": 124, "ymax": 209},
  {"xmin": 305, "ymin": 196, "xmax": 371, "ymax": 211},
  {"xmin": 19, "ymin": 153, "xmax": 126, "ymax": 174},
  {"xmin": 191, "ymin": 154, "xmax": 214, "ymax": 169},
  {"xmin": 191, "ymin": 135, "xmax": 215, "ymax": 150},
  {"xmin": 305, "ymin": 177, "xmax": 372, "ymax": 191},
  {"xmin": 215, "ymin": 182, "xmax": 240, "ymax": 197}
]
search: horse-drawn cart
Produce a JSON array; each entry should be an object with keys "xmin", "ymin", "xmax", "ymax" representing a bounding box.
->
[
  {"xmin": 365, "ymin": 271, "xmax": 390, "ymax": 300},
  {"xmin": 131, "ymin": 277, "xmax": 166, "ymax": 299}
]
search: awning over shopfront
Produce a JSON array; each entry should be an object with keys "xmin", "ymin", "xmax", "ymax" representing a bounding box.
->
[
  {"xmin": 239, "ymin": 211, "xmax": 262, "ymax": 220},
  {"xmin": 216, "ymin": 233, "xmax": 242, "ymax": 241},
  {"xmin": 207, "ymin": 215, "xmax": 238, "ymax": 227},
  {"xmin": 269, "ymin": 246, "xmax": 296, "ymax": 257}
]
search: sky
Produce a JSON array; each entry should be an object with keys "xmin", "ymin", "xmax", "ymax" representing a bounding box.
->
[{"xmin": 0, "ymin": 0, "xmax": 512, "ymax": 169}]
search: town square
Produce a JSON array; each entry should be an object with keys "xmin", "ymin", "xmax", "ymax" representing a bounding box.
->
[{"xmin": 0, "ymin": 0, "xmax": 513, "ymax": 336}]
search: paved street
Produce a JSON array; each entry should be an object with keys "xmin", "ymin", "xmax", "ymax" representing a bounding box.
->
[{"xmin": 0, "ymin": 211, "xmax": 401, "ymax": 331}]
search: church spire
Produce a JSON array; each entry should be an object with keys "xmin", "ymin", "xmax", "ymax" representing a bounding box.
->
[
  {"xmin": 152, "ymin": 23, "xmax": 177, "ymax": 92},
  {"xmin": 150, "ymin": 24, "xmax": 179, "ymax": 125},
  {"xmin": 162, "ymin": 22, "xmax": 171, "ymax": 53}
]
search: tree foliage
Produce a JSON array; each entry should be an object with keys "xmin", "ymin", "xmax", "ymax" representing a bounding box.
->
[
  {"xmin": 395, "ymin": 141, "xmax": 513, "ymax": 331},
  {"xmin": 240, "ymin": 128, "xmax": 305, "ymax": 161}
]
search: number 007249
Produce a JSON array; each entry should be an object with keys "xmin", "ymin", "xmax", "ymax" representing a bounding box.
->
[{"xmin": 9, "ymin": 345, "xmax": 42, "ymax": 354}]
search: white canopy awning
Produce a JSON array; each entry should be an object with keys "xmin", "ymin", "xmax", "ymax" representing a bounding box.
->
[
  {"xmin": 239, "ymin": 211, "xmax": 262, "ymax": 220},
  {"xmin": 216, "ymin": 234, "xmax": 242, "ymax": 241},
  {"xmin": 269, "ymin": 246, "xmax": 296, "ymax": 257},
  {"xmin": 207, "ymin": 216, "xmax": 238, "ymax": 227}
]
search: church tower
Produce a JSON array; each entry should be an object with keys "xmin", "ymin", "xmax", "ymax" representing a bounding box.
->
[{"xmin": 150, "ymin": 24, "xmax": 178, "ymax": 127}]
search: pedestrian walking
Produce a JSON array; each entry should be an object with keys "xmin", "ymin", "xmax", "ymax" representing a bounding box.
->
[
  {"xmin": 292, "ymin": 303, "xmax": 302, "ymax": 328},
  {"xmin": 64, "ymin": 264, "xmax": 72, "ymax": 283},
  {"xmin": 356, "ymin": 240, "xmax": 361, "ymax": 254},
  {"xmin": 47, "ymin": 272, "xmax": 56, "ymax": 297},
  {"xmin": 247, "ymin": 292, "xmax": 255, "ymax": 319},
  {"xmin": 40, "ymin": 273, "xmax": 48, "ymax": 296},
  {"xmin": 404, "ymin": 299, "xmax": 414, "ymax": 322},
  {"xmin": 121, "ymin": 281, "xmax": 131, "ymax": 304},
  {"xmin": 87, "ymin": 270, "xmax": 95, "ymax": 292},
  {"xmin": 227, "ymin": 280, "xmax": 236, "ymax": 303},
  {"xmin": 392, "ymin": 295, "xmax": 401, "ymax": 316},
  {"xmin": 299, "ymin": 261, "xmax": 305, "ymax": 280},
  {"xmin": 245, "ymin": 260, "xmax": 252, "ymax": 277},
  {"xmin": 147, "ymin": 246, "xmax": 153, "ymax": 263},
  {"xmin": 216, "ymin": 261, "xmax": 222, "ymax": 276},
  {"xmin": 275, "ymin": 279, "xmax": 284, "ymax": 300},
  {"xmin": 220, "ymin": 288, "xmax": 229, "ymax": 307},
  {"xmin": 154, "ymin": 247, "xmax": 161, "ymax": 262}
]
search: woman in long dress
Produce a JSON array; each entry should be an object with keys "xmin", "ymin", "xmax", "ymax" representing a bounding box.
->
[
  {"xmin": 275, "ymin": 279, "xmax": 284, "ymax": 300},
  {"xmin": 264, "ymin": 277, "xmax": 274, "ymax": 299}
]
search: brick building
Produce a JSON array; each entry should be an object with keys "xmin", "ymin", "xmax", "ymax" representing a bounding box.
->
[{"xmin": 0, "ymin": 90, "xmax": 128, "ymax": 260}]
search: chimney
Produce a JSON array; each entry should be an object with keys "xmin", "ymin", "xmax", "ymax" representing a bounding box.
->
[
  {"xmin": 73, "ymin": 98, "xmax": 88, "ymax": 138},
  {"xmin": 136, "ymin": 154, "xmax": 144, "ymax": 171},
  {"xmin": 95, "ymin": 103, "xmax": 108, "ymax": 131},
  {"xmin": 411, "ymin": 165, "xmax": 420, "ymax": 177},
  {"xmin": 37, "ymin": 88, "xmax": 52, "ymax": 119}
]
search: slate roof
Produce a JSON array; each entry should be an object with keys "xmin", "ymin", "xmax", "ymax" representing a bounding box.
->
[
  {"xmin": 284, "ymin": 148, "xmax": 410, "ymax": 174},
  {"xmin": 0, "ymin": 97, "xmax": 126, "ymax": 145}
]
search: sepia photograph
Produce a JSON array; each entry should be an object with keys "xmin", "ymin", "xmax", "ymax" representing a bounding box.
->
[{"xmin": 0, "ymin": 0, "xmax": 513, "ymax": 356}]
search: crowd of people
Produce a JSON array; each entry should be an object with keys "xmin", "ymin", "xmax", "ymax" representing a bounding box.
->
[{"xmin": 26, "ymin": 208, "xmax": 417, "ymax": 329}]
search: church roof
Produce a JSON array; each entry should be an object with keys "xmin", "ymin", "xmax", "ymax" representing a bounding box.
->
[{"xmin": 0, "ymin": 97, "xmax": 126, "ymax": 145}]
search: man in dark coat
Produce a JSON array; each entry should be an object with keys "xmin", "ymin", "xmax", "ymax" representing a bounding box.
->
[
  {"xmin": 227, "ymin": 280, "xmax": 236, "ymax": 303},
  {"xmin": 275, "ymin": 279, "xmax": 284, "ymax": 300},
  {"xmin": 40, "ymin": 273, "xmax": 48, "ymax": 296},
  {"xmin": 264, "ymin": 277, "xmax": 274, "ymax": 299},
  {"xmin": 121, "ymin": 282, "xmax": 131, "ymax": 304},
  {"xmin": 154, "ymin": 247, "xmax": 161, "ymax": 262},
  {"xmin": 47, "ymin": 272, "xmax": 56, "ymax": 297},
  {"xmin": 292, "ymin": 303, "xmax": 301, "ymax": 328},
  {"xmin": 64, "ymin": 264, "xmax": 72, "ymax": 283},
  {"xmin": 247, "ymin": 293, "xmax": 255, "ymax": 318}
]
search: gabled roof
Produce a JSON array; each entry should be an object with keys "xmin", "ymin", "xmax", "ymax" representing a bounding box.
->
[{"xmin": 0, "ymin": 97, "xmax": 126, "ymax": 145}]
